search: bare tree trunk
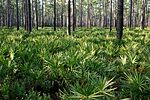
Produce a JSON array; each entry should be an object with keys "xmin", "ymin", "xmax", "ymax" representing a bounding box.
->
[
  {"xmin": 103, "ymin": 0, "xmax": 107, "ymax": 27},
  {"xmin": 114, "ymin": 0, "xmax": 117, "ymax": 27},
  {"xmin": 54, "ymin": 0, "xmax": 56, "ymax": 31},
  {"xmin": 0, "ymin": 13, "xmax": 2, "ymax": 27},
  {"xmin": 7, "ymin": 0, "xmax": 11, "ymax": 27},
  {"xmin": 72, "ymin": 0, "xmax": 76, "ymax": 31},
  {"xmin": 1, "ymin": 0, "xmax": 5, "ymax": 26},
  {"xmin": 0, "ymin": 14, "xmax": 1, "ymax": 27},
  {"xmin": 27, "ymin": 0, "xmax": 32, "ymax": 33},
  {"xmin": 87, "ymin": 0, "xmax": 90, "ymax": 28},
  {"xmin": 42, "ymin": 0, "xmax": 44, "ymax": 28},
  {"xmin": 67, "ymin": 0, "xmax": 71, "ymax": 35},
  {"xmin": 35, "ymin": 0, "xmax": 38, "ymax": 30},
  {"xmin": 134, "ymin": 0, "xmax": 139, "ymax": 27},
  {"xmin": 80, "ymin": 0, "xmax": 83, "ymax": 27},
  {"xmin": 61, "ymin": 0, "xmax": 63, "ymax": 27},
  {"xmin": 56, "ymin": 5, "xmax": 59, "ymax": 26},
  {"xmin": 11, "ymin": 8, "xmax": 15, "ymax": 26},
  {"xmin": 147, "ymin": 8, "xmax": 149, "ymax": 26},
  {"xmin": 105, "ymin": 0, "xmax": 108, "ymax": 27},
  {"xmin": 32, "ymin": 0, "xmax": 34, "ymax": 28},
  {"xmin": 22, "ymin": 0, "xmax": 24, "ymax": 27},
  {"xmin": 98, "ymin": 0, "xmax": 101, "ymax": 27},
  {"xmin": 16, "ymin": 0, "xmax": 19, "ymax": 30},
  {"xmin": 129, "ymin": 0, "xmax": 132, "ymax": 28},
  {"xmin": 140, "ymin": 0, "xmax": 146, "ymax": 30},
  {"xmin": 145, "ymin": 0, "xmax": 149, "ymax": 27},
  {"xmin": 25, "ymin": 0, "xmax": 28, "ymax": 30},
  {"xmin": 110, "ymin": 0, "xmax": 112, "ymax": 32},
  {"xmin": 116, "ymin": 0, "xmax": 124, "ymax": 40},
  {"xmin": 65, "ymin": 4, "xmax": 67, "ymax": 27}
]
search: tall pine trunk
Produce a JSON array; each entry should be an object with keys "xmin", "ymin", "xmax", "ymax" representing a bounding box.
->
[
  {"xmin": 80, "ymin": 0, "xmax": 83, "ymax": 27},
  {"xmin": 35, "ymin": 0, "xmax": 38, "ymax": 30},
  {"xmin": 98, "ymin": 0, "xmax": 101, "ymax": 27},
  {"xmin": 25, "ymin": 0, "xmax": 28, "ymax": 30},
  {"xmin": 42, "ymin": 0, "xmax": 44, "ymax": 28},
  {"xmin": 87, "ymin": 0, "xmax": 90, "ymax": 27},
  {"xmin": 22, "ymin": 0, "xmax": 24, "ymax": 27},
  {"xmin": 114, "ymin": 0, "xmax": 117, "ymax": 27},
  {"xmin": 61, "ymin": 0, "xmax": 63, "ymax": 27},
  {"xmin": 7, "ymin": 0, "xmax": 11, "ymax": 27},
  {"xmin": 54, "ymin": 0, "xmax": 56, "ymax": 31},
  {"xmin": 32, "ymin": 0, "xmax": 34, "ymax": 28},
  {"xmin": 110, "ymin": 0, "xmax": 112, "ymax": 32},
  {"xmin": 16, "ymin": 0, "xmax": 19, "ymax": 30},
  {"xmin": 141, "ymin": 0, "xmax": 146, "ymax": 30},
  {"xmin": 72, "ymin": 0, "xmax": 76, "ymax": 31},
  {"xmin": 129, "ymin": 0, "xmax": 132, "ymax": 28},
  {"xmin": 116, "ymin": 0, "xmax": 124, "ymax": 40},
  {"xmin": 27, "ymin": 0, "xmax": 32, "ymax": 33},
  {"xmin": 67, "ymin": 0, "xmax": 71, "ymax": 35}
]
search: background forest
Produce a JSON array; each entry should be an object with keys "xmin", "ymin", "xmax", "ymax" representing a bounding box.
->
[{"xmin": 0, "ymin": 0, "xmax": 150, "ymax": 100}]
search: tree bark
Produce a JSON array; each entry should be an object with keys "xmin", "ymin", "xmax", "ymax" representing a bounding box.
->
[
  {"xmin": 16, "ymin": 0, "xmax": 19, "ymax": 30},
  {"xmin": 25, "ymin": 0, "xmax": 28, "ymax": 30},
  {"xmin": 67, "ymin": 0, "xmax": 71, "ymax": 35},
  {"xmin": 42, "ymin": 0, "xmax": 44, "ymax": 28},
  {"xmin": 87, "ymin": 0, "xmax": 90, "ymax": 28},
  {"xmin": 80, "ymin": 0, "xmax": 83, "ymax": 27},
  {"xmin": 61, "ymin": 0, "xmax": 63, "ymax": 27},
  {"xmin": 116, "ymin": 0, "xmax": 124, "ymax": 40},
  {"xmin": 27, "ymin": 0, "xmax": 32, "ymax": 33},
  {"xmin": 7, "ymin": 0, "xmax": 11, "ymax": 27},
  {"xmin": 110, "ymin": 0, "xmax": 112, "ymax": 32},
  {"xmin": 72, "ymin": 0, "xmax": 76, "ymax": 31},
  {"xmin": 140, "ymin": 0, "xmax": 146, "ymax": 30},
  {"xmin": 54, "ymin": 0, "xmax": 56, "ymax": 31},
  {"xmin": 32, "ymin": 0, "xmax": 34, "ymax": 28},
  {"xmin": 114, "ymin": 0, "xmax": 117, "ymax": 27},
  {"xmin": 103, "ymin": 0, "xmax": 107, "ymax": 27},
  {"xmin": 35, "ymin": 0, "xmax": 38, "ymax": 30},
  {"xmin": 0, "ymin": 14, "xmax": 1, "ymax": 27},
  {"xmin": 98, "ymin": 0, "xmax": 101, "ymax": 27},
  {"xmin": 22, "ymin": 0, "xmax": 24, "ymax": 27},
  {"xmin": 134, "ymin": 0, "xmax": 139, "ymax": 27},
  {"xmin": 129, "ymin": 0, "xmax": 132, "ymax": 28}
]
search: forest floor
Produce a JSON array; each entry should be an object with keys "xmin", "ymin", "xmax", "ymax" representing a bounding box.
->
[{"xmin": 0, "ymin": 27, "xmax": 150, "ymax": 100}]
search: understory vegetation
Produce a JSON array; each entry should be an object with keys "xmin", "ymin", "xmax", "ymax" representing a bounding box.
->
[{"xmin": 0, "ymin": 27, "xmax": 150, "ymax": 100}]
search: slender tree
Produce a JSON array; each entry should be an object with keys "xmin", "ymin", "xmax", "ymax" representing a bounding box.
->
[
  {"xmin": 7, "ymin": 0, "xmax": 11, "ymax": 27},
  {"xmin": 27, "ymin": 0, "xmax": 32, "ymax": 33},
  {"xmin": 22, "ymin": 0, "xmax": 24, "ymax": 27},
  {"xmin": 87, "ymin": 0, "xmax": 90, "ymax": 27},
  {"xmin": 35, "ymin": 0, "xmax": 38, "ymax": 30},
  {"xmin": 103, "ymin": 0, "xmax": 107, "ymax": 27},
  {"xmin": 0, "ymin": 0, "xmax": 5, "ymax": 27},
  {"xmin": 61, "ymin": 0, "xmax": 63, "ymax": 27},
  {"xmin": 116, "ymin": 0, "xmax": 124, "ymax": 40},
  {"xmin": 25, "ymin": 0, "xmax": 28, "ymax": 30},
  {"xmin": 54, "ymin": 0, "xmax": 56, "ymax": 31},
  {"xmin": 129, "ymin": 0, "xmax": 133, "ymax": 28},
  {"xmin": 114, "ymin": 0, "xmax": 117, "ymax": 27},
  {"xmin": 98, "ymin": 0, "xmax": 102, "ymax": 27},
  {"xmin": 41, "ymin": 0, "xmax": 44, "ymax": 28},
  {"xmin": 72, "ymin": 0, "xmax": 76, "ymax": 31},
  {"xmin": 80, "ymin": 0, "xmax": 83, "ymax": 27},
  {"xmin": 16, "ymin": 0, "xmax": 19, "ymax": 30},
  {"xmin": 110, "ymin": 0, "xmax": 112, "ymax": 32},
  {"xmin": 141, "ymin": 0, "xmax": 146, "ymax": 30},
  {"xmin": 67, "ymin": 0, "xmax": 71, "ymax": 35},
  {"xmin": 146, "ymin": 0, "xmax": 149, "ymax": 27},
  {"xmin": 32, "ymin": 0, "xmax": 34, "ymax": 27}
]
